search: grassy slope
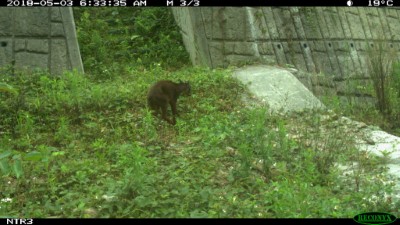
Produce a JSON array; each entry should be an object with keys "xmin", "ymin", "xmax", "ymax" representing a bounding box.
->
[
  {"xmin": 1, "ymin": 8, "xmax": 398, "ymax": 218},
  {"xmin": 0, "ymin": 66, "xmax": 398, "ymax": 217}
]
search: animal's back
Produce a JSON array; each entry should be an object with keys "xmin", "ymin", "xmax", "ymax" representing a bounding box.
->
[
  {"xmin": 147, "ymin": 80, "xmax": 174, "ymax": 96},
  {"xmin": 147, "ymin": 80, "xmax": 175, "ymax": 108}
]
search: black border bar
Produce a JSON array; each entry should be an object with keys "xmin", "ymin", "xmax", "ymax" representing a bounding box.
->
[
  {"xmin": 1, "ymin": 0, "xmax": 398, "ymax": 7},
  {"xmin": 2, "ymin": 218, "xmax": 359, "ymax": 225}
]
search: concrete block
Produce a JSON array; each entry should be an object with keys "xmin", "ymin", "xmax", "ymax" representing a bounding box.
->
[
  {"xmin": 27, "ymin": 39, "xmax": 49, "ymax": 53},
  {"xmin": 233, "ymin": 65, "xmax": 325, "ymax": 113}
]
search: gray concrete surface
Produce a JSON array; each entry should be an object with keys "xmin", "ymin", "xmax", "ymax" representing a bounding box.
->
[
  {"xmin": 172, "ymin": 7, "xmax": 400, "ymax": 104},
  {"xmin": 232, "ymin": 65, "xmax": 325, "ymax": 113},
  {"xmin": 0, "ymin": 8, "xmax": 83, "ymax": 75},
  {"xmin": 172, "ymin": 7, "xmax": 400, "ymax": 77}
]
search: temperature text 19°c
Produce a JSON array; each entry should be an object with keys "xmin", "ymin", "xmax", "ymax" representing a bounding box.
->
[{"xmin": 368, "ymin": 0, "xmax": 394, "ymax": 6}]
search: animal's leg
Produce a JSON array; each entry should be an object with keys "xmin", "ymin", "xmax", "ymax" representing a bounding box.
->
[
  {"xmin": 170, "ymin": 101, "xmax": 178, "ymax": 125},
  {"xmin": 148, "ymin": 97, "xmax": 158, "ymax": 115},
  {"xmin": 161, "ymin": 103, "xmax": 175, "ymax": 125},
  {"xmin": 170, "ymin": 100, "xmax": 178, "ymax": 116},
  {"xmin": 152, "ymin": 106, "xmax": 160, "ymax": 116}
]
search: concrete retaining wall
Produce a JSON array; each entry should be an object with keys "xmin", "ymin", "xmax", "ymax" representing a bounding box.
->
[
  {"xmin": 172, "ymin": 7, "xmax": 400, "ymax": 100},
  {"xmin": 0, "ymin": 8, "xmax": 83, "ymax": 75}
]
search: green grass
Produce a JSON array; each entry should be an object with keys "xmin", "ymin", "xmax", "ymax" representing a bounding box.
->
[
  {"xmin": 73, "ymin": 8, "xmax": 190, "ymax": 79},
  {"xmin": 1, "ymin": 66, "xmax": 398, "ymax": 218},
  {"xmin": 1, "ymin": 8, "xmax": 398, "ymax": 218}
]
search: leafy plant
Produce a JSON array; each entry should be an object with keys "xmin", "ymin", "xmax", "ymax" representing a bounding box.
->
[
  {"xmin": 0, "ymin": 82, "xmax": 18, "ymax": 95},
  {"xmin": 73, "ymin": 8, "xmax": 190, "ymax": 79},
  {"xmin": 366, "ymin": 42, "xmax": 400, "ymax": 131}
]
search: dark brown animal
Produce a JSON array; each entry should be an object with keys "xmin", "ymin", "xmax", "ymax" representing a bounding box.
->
[{"xmin": 147, "ymin": 80, "xmax": 191, "ymax": 125}]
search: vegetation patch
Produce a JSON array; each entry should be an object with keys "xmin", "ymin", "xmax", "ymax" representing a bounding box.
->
[{"xmin": 0, "ymin": 8, "xmax": 398, "ymax": 218}]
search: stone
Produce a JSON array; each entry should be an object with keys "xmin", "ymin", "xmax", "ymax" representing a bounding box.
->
[
  {"xmin": 51, "ymin": 8, "xmax": 62, "ymax": 22},
  {"xmin": 362, "ymin": 135, "xmax": 376, "ymax": 145},
  {"xmin": 26, "ymin": 39, "xmax": 49, "ymax": 53},
  {"xmin": 14, "ymin": 8, "xmax": 50, "ymax": 36},
  {"xmin": 50, "ymin": 39, "xmax": 68, "ymax": 74},
  {"xmin": 0, "ymin": 38, "xmax": 13, "ymax": 66},
  {"xmin": 233, "ymin": 65, "xmax": 325, "ymax": 114},
  {"xmin": 0, "ymin": 9, "xmax": 13, "ymax": 36},
  {"xmin": 226, "ymin": 146, "xmax": 237, "ymax": 156},
  {"xmin": 15, "ymin": 39, "xmax": 26, "ymax": 51},
  {"xmin": 355, "ymin": 122, "xmax": 368, "ymax": 130},
  {"xmin": 51, "ymin": 22, "xmax": 65, "ymax": 37},
  {"xmin": 15, "ymin": 52, "xmax": 48, "ymax": 70}
]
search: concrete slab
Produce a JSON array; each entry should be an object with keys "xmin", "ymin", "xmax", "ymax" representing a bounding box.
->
[
  {"xmin": 232, "ymin": 65, "xmax": 325, "ymax": 113},
  {"xmin": 233, "ymin": 64, "xmax": 400, "ymax": 202},
  {"xmin": 358, "ymin": 130, "xmax": 400, "ymax": 163},
  {"xmin": 342, "ymin": 123, "xmax": 400, "ymax": 201}
]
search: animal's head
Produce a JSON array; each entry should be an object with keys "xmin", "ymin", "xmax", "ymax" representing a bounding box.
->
[{"xmin": 178, "ymin": 80, "xmax": 191, "ymax": 96}]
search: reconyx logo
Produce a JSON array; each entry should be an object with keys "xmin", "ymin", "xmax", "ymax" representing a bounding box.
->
[{"xmin": 354, "ymin": 212, "xmax": 397, "ymax": 225}]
